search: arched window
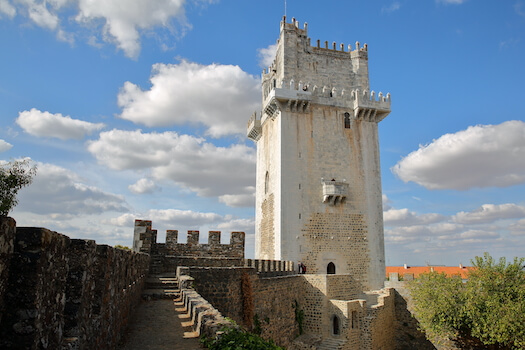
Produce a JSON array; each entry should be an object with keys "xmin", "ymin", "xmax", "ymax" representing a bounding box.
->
[
  {"xmin": 344, "ymin": 112, "xmax": 351, "ymax": 129},
  {"xmin": 327, "ymin": 262, "xmax": 336, "ymax": 274},
  {"xmin": 332, "ymin": 315, "xmax": 340, "ymax": 335},
  {"xmin": 264, "ymin": 171, "xmax": 269, "ymax": 194}
]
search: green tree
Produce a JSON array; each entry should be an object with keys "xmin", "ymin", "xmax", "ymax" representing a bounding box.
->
[
  {"xmin": 0, "ymin": 159, "xmax": 37, "ymax": 216},
  {"xmin": 409, "ymin": 253, "xmax": 525, "ymax": 349},
  {"xmin": 201, "ymin": 327, "xmax": 284, "ymax": 350}
]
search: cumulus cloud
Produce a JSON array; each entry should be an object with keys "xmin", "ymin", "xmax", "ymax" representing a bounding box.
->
[
  {"xmin": 392, "ymin": 121, "xmax": 525, "ymax": 190},
  {"xmin": 383, "ymin": 208, "xmax": 445, "ymax": 226},
  {"xmin": 117, "ymin": 60, "xmax": 260, "ymax": 137},
  {"xmin": 257, "ymin": 43, "xmax": 278, "ymax": 68},
  {"xmin": 111, "ymin": 209, "xmax": 223, "ymax": 228},
  {"xmin": 3, "ymin": 0, "xmax": 213, "ymax": 58},
  {"xmin": 509, "ymin": 219, "xmax": 525, "ymax": 236},
  {"xmin": 128, "ymin": 178, "xmax": 159, "ymax": 194},
  {"xmin": 218, "ymin": 190, "xmax": 255, "ymax": 207},
  {"xmin": 15, "ymin": 162, "xmax": 128, "ymax": 216},
  {"xmin": 0, "ymin": 0, "xmax": 16, "ymax": 18},
  {"xmin": 16, "ymin": 108, "xmax": 105, "ymax": 140},
  {"xmin": 0, "ymin": 139, "xmax": 12, "ymax": 152},
  {"xmin": 453, "ymin": 203, "xmax": 525, "ymax": 224},
  {"xmin": 76, "ymin": 0, "xmax": 189, "ymax": 58},
  {"xmin": 87, "ymin": 129, "xmax": 256, "ymax": 203}
]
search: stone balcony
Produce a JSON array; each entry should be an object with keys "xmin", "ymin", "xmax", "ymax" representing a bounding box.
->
[
  {"xmin": 322, "ymin": 180, "xmax": 349, "ymax": 205},
  {"xmin": 247, "ymin": 112, "xmax": 262, "ymax": 141}
]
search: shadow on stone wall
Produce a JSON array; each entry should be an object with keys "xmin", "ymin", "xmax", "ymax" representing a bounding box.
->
[
  {"xmin": 0, "ymin": 217, "xmax": 150, "ymax": 350},
  {"xmin": 392, "ymin": 289, "xmax": 437, "ymax": 350}
]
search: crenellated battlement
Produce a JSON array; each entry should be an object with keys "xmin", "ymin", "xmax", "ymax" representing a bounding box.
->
[
  {"xmin": 133, "ymin": 220, "xmax": 245, "ymax": 259},
  {"xmin": 351, "ymin": 88, "xmax": 391, "ymax": 122}
]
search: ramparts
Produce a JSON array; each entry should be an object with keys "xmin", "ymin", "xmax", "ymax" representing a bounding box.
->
[{"xmin": 0, "ymin": 217, "xmax": 150, "ymax": 350}]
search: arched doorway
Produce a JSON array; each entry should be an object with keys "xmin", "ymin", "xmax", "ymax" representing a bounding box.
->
[
  {"xmin": 327, "ymin": 262, "xmax": 336, "ymax": 274},
  {"xmin": 332, "ymin": 315, "xmax": 340, "ymax": 335}
]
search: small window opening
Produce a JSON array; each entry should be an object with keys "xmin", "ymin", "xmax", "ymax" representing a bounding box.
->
[
  {"xmin": 264, "ymin": 171, "xmax": 269, "ymax": 194},
  {"xmin": 332, "ymin": 315, "xmax": 340, "ymax": 335},
  {"xmin": 351, "ymin": 311, "xmax": 358, "ymax": 329},
  {"xmin": 327, "ymin": 262, "xmax": 336, "ymax": 274},
  {"xmin": 344, "ymin": 112, "xmax": 351, "ymax": 129}
]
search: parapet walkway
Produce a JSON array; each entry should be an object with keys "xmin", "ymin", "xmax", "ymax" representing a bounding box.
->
[{"xmin": 118, "ymin": 276, "xmax": 203, "ymax": 350}]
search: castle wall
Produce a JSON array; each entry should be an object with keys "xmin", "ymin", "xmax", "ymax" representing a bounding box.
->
[
  {"xmin": 187, "ymin": 266, "xmax": 302, "ymax": 349},
  {"xmin": 0, "ymin": 218, "xmax": 149, "ymax": 350},
  {"xmin": 133, "ymin": 219, "xmax": 244, "ymax": 259},
  {"xmin": 0, "ymin": 217, "xmax": 15, "ymax": 325}
]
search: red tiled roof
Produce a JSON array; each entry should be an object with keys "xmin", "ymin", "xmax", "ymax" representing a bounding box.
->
[{"xmin": 386, "ymin": 266, "xmax": 475, "ymax": 279}]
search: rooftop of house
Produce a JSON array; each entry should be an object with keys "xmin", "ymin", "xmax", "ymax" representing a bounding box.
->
[{"xmin": 386, "ymin": 264, "xmax": 475, "ymax": 279}]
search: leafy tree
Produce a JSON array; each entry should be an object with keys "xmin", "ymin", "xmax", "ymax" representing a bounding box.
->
[
  {"xmin": 409, "ymin": 253, "xmax": 525, "ymax": 349},
  {"xmin": 201, "ymin": 327, "xmax": 284, "ymax": 350},
  {"xmin": 0, "ymin": 159, "xmax": 37, "ymax": 216}
]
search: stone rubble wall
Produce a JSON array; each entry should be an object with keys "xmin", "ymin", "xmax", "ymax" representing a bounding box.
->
[
  {"xmin": 133, "ymin": 219, "xmax": 245, "ymax": 258},
  {"xmin": 0, "ymin": 217, "xmax": 150, "ymax": 350},
  {"xmin": 175, "ymin": 267, "xmax": 235, "ymax": 339},
  {"xmin": 186, "ymin": 266, "xmax": 301, "ymax": 349},
  {"xmin": 0, "ymin": 217, "xmax": 15, "ymax": 325},
  {"xmin": 385, "ymin": 281, "xmax": 461, "ymax": 350}
]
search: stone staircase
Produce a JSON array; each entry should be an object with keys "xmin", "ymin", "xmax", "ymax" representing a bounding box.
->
[
  {"xmin": 317, "ymin": 338, "xmax": 346, "ymax": 350},
  {"xmin": 141, "ymin": 274, "xmax": 180, "ymax": 300}
]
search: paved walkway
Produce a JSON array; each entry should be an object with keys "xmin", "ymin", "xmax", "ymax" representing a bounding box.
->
[{"xmin": 118, "ymin": 299, "xmax": 204, "ymax": 350}]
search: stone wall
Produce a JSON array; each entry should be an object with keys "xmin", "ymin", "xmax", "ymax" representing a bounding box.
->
[
  {"xmin": 133, "ymin": 219, "xmax": 244, "ymax": 258},
  {"xmin": 0, "ymin": 216, "xmax": 15, "ymax": 325},
  {"xmin": 0, "ymin": 217, "xmax": 150, "ymax": 350},
  {"xmin": 187, "ymin": 266, "xmax": 302, "ymax": 349},
  {"xmin": 385, "ymin": 281, "xmax": 458, "ymax": 350}
]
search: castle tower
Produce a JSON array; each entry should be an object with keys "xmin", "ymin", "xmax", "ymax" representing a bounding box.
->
[{"xmin": 247, "ymin": 17, "xmax": 391, "ymax": 290}]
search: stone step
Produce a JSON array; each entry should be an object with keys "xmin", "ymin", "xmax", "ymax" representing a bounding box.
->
[
  {"xmin": 142, "ymin": 275, "xmax": 180, "ymax": 300},
  {"xmin": 145, "ymin": 277, "xmax": 179, "ymax": 289},
  {"xmin": 141, "ymin": 288, "xmax": 180, "ymax": 300},
  {"xmin": 317, "ymin": 338, "xmax": 346, "ymax": 350}
]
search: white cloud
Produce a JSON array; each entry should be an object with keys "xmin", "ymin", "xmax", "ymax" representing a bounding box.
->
[
  {"xmin": 453, "ymin": 203, "xmax": 525, "ymax": 224},
  {"xmin": 509, "ymin": 219, "xmax": 525, "ymax": 236},
  {"xmin": 516, "ymin": 2, "xmax": 525, "ymax": 18},
  {"xmin": 15, "ymin": 162, "xmax": 128, "ymax": 216},
  {"xmin": 117, "ymin": 60, "xmax": 260, "ymax": 137},
  {"xmin": 436, "ymin": 0, "xmax": 467, "ymax": 4},
  {"xmin": 128, "ymin": 178, "xmax": 159, "ymax": 194},
  {"xmin": 4, "ymin": 0, "xmax": 213, "ymax": 58},
  {"xmin": 257, "ymin": 43, "xmax": 278, "ymax": 68},
  {"xmin": 27, "ymin": 1, "xmax": 59, "ymax": 30},
  {"xmin": 110, "ymin": 209, "xmax": 224, "ymax": 229},
  {"xmin": 383, "ymin": 208, "xmax": 445, "ymax": 226},
  {"xmin": 381, "ymin": 2, "xmax": 401, "ymax": 13},
  {"xmin": 76, "ymin": 0, "xmax": 187, "ymax": 58},
  {"xmin": 0, "ymin": 139, "xmax": 13, "ymax": 152},
  {"xmin": 87, "ymin": 129, "xmax": 256, "ymax": 203},
  {"xmin": 392, "ymin": 121, "xmax": 525, "ymax": 190},
  {"xmin": 218, "ymin": 190, "xmax": 255, "ymax": 207},
  {"xmin": 16, "ymin": 108, "xmax": 105, "ymax": 140},
  {"xmin": 0, "ymin": 0, "xmax": 16, "ymax": 18}
]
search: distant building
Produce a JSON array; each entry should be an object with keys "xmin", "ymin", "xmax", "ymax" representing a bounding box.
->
[{"xmin": 386, "ymin": 264, "xmax": 474, "ymax": 281}]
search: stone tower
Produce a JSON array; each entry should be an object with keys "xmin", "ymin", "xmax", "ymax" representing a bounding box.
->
[{"xmin": 248, "ymin": 17, "xmax": 390, "ymax": 290}]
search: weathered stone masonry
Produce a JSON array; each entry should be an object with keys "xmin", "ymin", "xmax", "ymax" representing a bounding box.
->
[{"xmin": 0, "ymin": 216, "xmax": 149, "ymax": 350}]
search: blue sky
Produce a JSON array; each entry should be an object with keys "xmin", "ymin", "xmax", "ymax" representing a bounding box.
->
[{"xmin": 1, "ymin": 0, "xmax": 524, "ymax": 266}]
